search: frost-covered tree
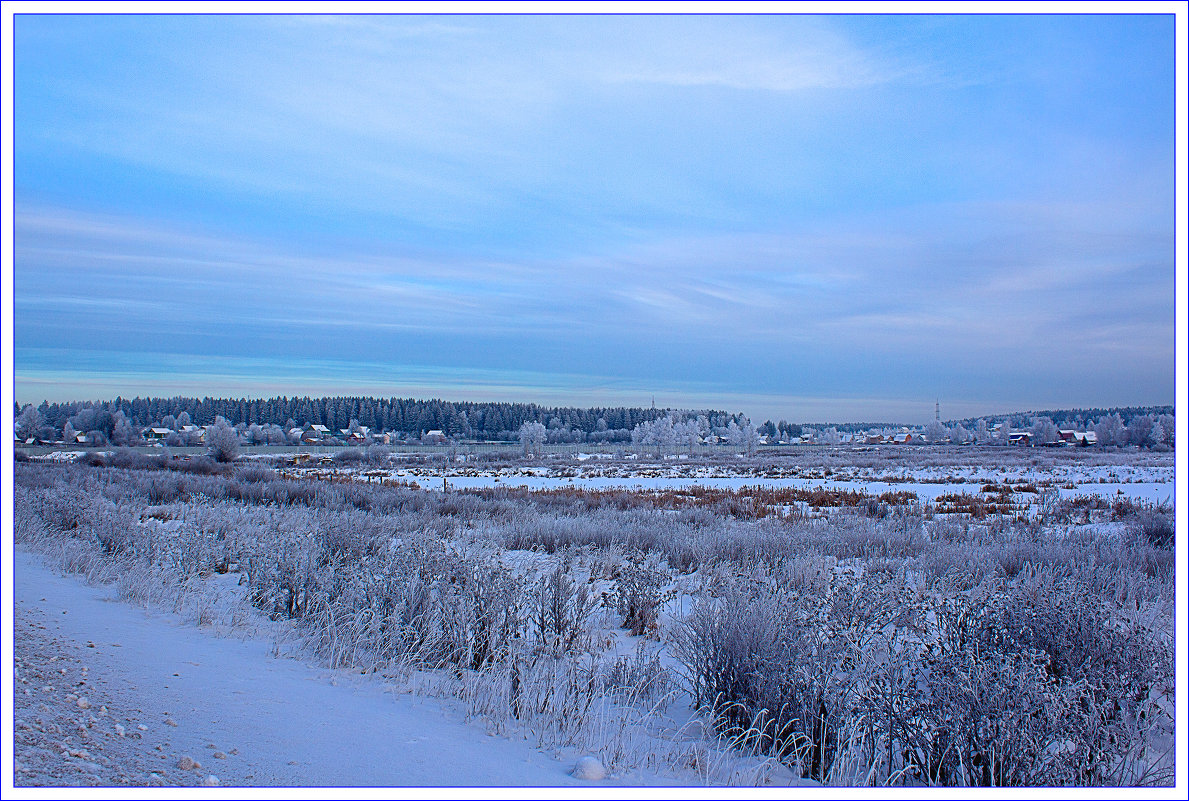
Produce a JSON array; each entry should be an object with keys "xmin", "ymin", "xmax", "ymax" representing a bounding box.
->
[
  {"xmin": 924, "ymin": 420, "xmax": 948, "ymax": 443},
  {"xmin": 62, "ymin": 421, "xmax": 78, "ymax": 444},
  {"xmin": 206, "ymin": 417, "xmax": 240, "ymax": 462},
  {"xmin": 110, "ymin": 410, "xmax": 139, "ymax": 446},
  {"xmin": 176, "ymin": 411, "xmax": 191, "ymax": 428},
  {"xmin": 519, "ymin": 421, "xmax": 547, "ymax": 458},
  {"xmin": 161, "ymin": 414, "xmax": 178, "ymax": 430},
  {"xmin": 1126, "ymin": 414, "xmax": 1155, "ymax": 448},
  {"xmin": 974, "ymin": 419, "xmax": 989, "ymax": 443},
  {"xmin": 1149, "ymin": 420, "xmax": 1166, "ymax": 450},
  {"xmin": 726, "ymin": 417, "xmax": 759, "ymax": 455},
  {"xmin": 15, "ymin": 404, "xmax": 43, "ymax": 436},
  {"xmin": 631, "ymin": 415, "xmax": 676, "ymax": 456},
  {"xmin": 674, "ymin": 419, "xmax": 701, "ymax": 453},
  {"xmin": 652, "ymin": 416, "xmax": 676, "ymax": 456},
  {"xmin": 1094, "ymin": 414, "xmax": 1126, "ymax": 448},
  {"xmin": 951, "ymin": 423, "xmax": 971, "ymax": 444},
  {"xmin": 1157, "ymin": 413, "xmax": 1175, "ymax": 447},
  {"xmin": 1029, "ymin": 417, "xmax": 1058, "ymax": 445},
  {"xmin": 818, "ymin": 427, "xmax": 842, "ymax": 445}
]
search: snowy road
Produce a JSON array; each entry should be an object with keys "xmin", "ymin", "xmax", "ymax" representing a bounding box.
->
[{"xmin": 12, "ymin": 549, "xmax": 665, "ymax": 788}]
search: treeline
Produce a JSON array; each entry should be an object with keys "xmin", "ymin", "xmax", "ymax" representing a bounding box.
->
[
  {"xmin": 951, "ymin": 405, "xmax": 1174, "ymax": 431},
  {"xmin": 15, "ymin": 395, "xmax": 736, "ymax": 441}
]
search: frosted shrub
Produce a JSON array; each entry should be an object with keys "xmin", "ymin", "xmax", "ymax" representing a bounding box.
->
[
  {"xmin": 607, "ymin": 550, "xmax": 673, "ymax": 636},
  {"xmin": 169, "ymin": 455, "xmax": 223, "ymax": 475},
  {"xmin": 529, "ymin": 564, "xmax": 597, "ymax": 656},
  {"xmin": 1131, "ymin": 508, "xmax": 1174, "ymax": 549},
  {"xmin": 673, "ymin": 558, "xmax": 1174, "ymax": 786},
  {"xmin": 331, "ymin": 448, "xmax": 366, "ymax": 464},
  {"xmin": 438, "ymin": 551, "xmax": 523, "ymax": 671},
  {"xmin": 604, "ymin": 642, "xmax": 671, "ymax": 702},
  {"xmin": 235, "ymin": 463, "xmax": 279, "ymax": 483}
]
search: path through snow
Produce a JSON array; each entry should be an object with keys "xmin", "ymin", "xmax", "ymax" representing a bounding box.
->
[{"xmin": 11, "ymin": 548, "xmax": 682, "ymax": 788}]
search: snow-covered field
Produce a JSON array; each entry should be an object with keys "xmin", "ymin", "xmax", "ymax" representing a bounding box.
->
[
  {"xmin": 10, "ymin": 449, "xmax": 1177, "ymax": 788},
  {"xmin": 284, "ymin": 448, "xmax": 1175, "ymax": 509}
]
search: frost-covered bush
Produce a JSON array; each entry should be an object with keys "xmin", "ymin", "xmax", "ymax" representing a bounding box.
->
[
  {"xmin": 672, "ymin": 558, "xmax": 1174, "ymax": 786},
  {"xmin": 1131, "ymin": 508, "xmax": 1174, "ymax": 549},
  {"xmin": 107, "ymin": 447, "xmax": 166, "ymax": 470},
  {"xmin": 235, "ymin": 463, "xmax": 279, "ymax": 483},
  {"xmin": 437, "ymin": 551, "xmax": 523, "ymax": 671},
  {"xmin": 529, "ymin": 564, "xmax": 597, "ymax": 656},
  {"xmin": 169, "ymin": 455, "xmax": 223, "ymax": 475},
  {"xmin": 607, "ymin": 550, "xmax": 673, "ymax": 636},
  {"xmin": 146, "ymin": 474, "xmax": 190, "ymax": 504},
  {"xmin": 331, "ymin": 448, "xmax": 365, "ymax": 464},
  {"xmin": 604, "ymin": 642, "xmax": 671, "ymax": 701}
]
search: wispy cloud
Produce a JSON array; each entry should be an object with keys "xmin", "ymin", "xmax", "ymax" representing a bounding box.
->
[
  {"xmin": 594, "ymin": 17, "xmax": 908, "ymax": 91},
  {"xmin": 12, "ymin": 15, "xmax": 1174, "ymax": 421}
]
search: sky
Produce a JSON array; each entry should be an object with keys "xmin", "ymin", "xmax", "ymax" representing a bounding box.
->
[{"xmin": 8, "ymin": 9, "xmax": 1179, "ymax": 424}]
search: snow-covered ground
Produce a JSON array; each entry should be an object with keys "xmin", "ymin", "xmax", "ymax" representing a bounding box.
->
[
  {"xmin": 290, "ymin": 455, "xmax": 1175, "ymax": 508},
  {"xmin": 11, "ymin": 450, "xmax": 1174, "ymax": 789},
  {"xmin": 10, "ymin": 549, "xmax": 698, "ymax": 788}
]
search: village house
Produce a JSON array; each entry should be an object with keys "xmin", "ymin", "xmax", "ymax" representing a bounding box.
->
[
  {"xmin": 339, "ymin": 428, "xmax": 367, "ymax": 444},
  {"xmin": 301, "ymin": 424, "xmax": 332, "ymax": 444}
]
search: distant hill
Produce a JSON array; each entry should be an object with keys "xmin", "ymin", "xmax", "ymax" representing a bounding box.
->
[
  {"xmin": 795, "ymin": 422, "xmax": 909, "ymax": 433},
  {"xmin": 949, "ymin": 406, "xmax": 1173, "ymax": 430}
]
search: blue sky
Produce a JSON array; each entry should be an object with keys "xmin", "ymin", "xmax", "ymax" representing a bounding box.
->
[{"xmin": 10, "ymin": 12, "xmax": 1176, "ymax": 423}]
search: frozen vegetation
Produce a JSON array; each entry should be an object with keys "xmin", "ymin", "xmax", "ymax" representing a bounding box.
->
[{"xmin": 12, "ymin": 446, "xmax": 1176, "ymax": 787}]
